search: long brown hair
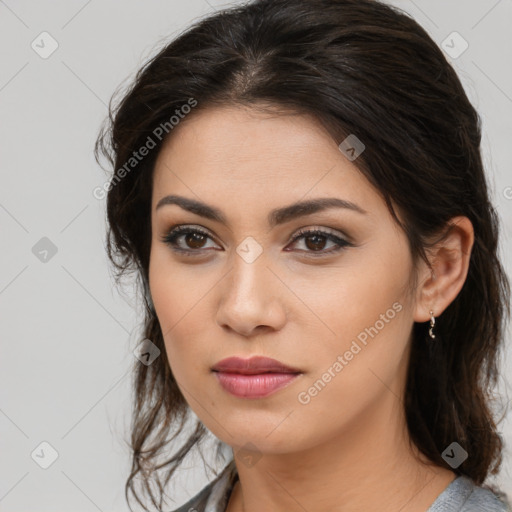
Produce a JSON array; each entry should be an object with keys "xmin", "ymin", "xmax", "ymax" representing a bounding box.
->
[{"xmin": 94, "ymin": 0, "xmax": 511, "ymax": 509}]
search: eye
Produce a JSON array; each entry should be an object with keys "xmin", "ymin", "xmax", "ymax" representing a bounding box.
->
[
  {"xmin": 285, "ymin": 228, "xmax": 352, "ymax": 257},
  {"xmin": 160, "ymin": 225, "xmax": 353, "ymax": 258},
  {"xmin": 160, "ymin": 225, "xmax": 220, "ymax": 255}
]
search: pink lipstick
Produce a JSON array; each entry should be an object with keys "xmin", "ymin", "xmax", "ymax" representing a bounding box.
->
[{"xmin": 211, "ymin": 356, "xmax": 302, "ymax": 399}]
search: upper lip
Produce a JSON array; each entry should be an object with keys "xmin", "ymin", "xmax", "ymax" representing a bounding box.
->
[{"xmin": 211, "ymin": 356, "xmax": 302, "ymax": 374}]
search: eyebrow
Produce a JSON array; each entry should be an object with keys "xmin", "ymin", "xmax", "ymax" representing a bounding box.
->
[{"xmin": 155, "ymin": 194, "xmax": 367, "ymax": 227}]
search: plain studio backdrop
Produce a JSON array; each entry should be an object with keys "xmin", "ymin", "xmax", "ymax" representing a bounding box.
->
[{"xmin": 0, "ymin": 1, "xmax": 511, "ymax": 510}]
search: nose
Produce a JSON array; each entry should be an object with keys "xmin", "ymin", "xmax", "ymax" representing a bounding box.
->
[{"xmin": 215, "ymin": 251, "xmax": 287, "ymax": 337}]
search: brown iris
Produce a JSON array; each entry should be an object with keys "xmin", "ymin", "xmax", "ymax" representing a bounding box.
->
[
  {"xmin": 186, "ymin": 232, "xmax": 208, "ymax": 249},
  {"xmin": 304, "ymin": 233, "xmax": 327, "ymax": 251}
]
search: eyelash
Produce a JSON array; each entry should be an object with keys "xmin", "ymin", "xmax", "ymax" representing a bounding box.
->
[{"xmin": 160, "ymin": 225, "xmax": 353, "ymax": 258}]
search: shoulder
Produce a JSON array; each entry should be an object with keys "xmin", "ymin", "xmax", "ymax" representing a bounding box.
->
[
  {"xmin": 462, "ymin": 482, "xmax": 512, "ymax": 512},
  {"xmin": 170, "ymin": 468, "xmax": 511, "ymax": 512},
  {"xmin": 428, "ymin": 475, "xmax": 511, "ymax": 512},
  {"xmin": 170, "ymin": 460, "xmax": 238, "ymax": 512},
  {"xmin": 170, "ymin": 479, "xmax": 214, "ymax": 512}
]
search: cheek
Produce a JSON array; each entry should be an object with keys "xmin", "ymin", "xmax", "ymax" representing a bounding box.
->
[
  {"xmin": 148, "ymin": 245, "xmax": 222, "ymax": 381},
  {"xmin": 292, "ymin": 245, "xmax": 412, "ymax": 351},
  {"xmin": 292, "ymin": 274, "xmax": 412, "ymax": 438},
  {"xmin": 149, "ymin": 242, "xmax": 207, "ymax": 328},
  {"xmin": 290, "ymin": 251, "xmax": 414, "ymax": 420}
]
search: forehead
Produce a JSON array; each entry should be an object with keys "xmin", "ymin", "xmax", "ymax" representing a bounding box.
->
[
  {"xmin": 151, "ymin": 105, "xmax": 384, "ymax": 218},
  {"xmin": 154, "ymin": 105, "xmax": 334, "ymax": 171}
]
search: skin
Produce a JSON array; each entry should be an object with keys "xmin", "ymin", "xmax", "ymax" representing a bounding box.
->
[{"xmin": 148, "ymin": 105, "xmax": 474, "ymax": 512}]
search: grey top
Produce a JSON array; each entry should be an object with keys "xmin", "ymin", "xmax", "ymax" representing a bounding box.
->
[{"xmin": 171, "ymin": 459, "xmax": 512, "ymax": 512}]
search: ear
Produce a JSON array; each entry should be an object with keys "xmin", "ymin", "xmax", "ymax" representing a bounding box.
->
[{"xmin": 413, "ymin": 216, "xmax": 475, "ymax": 323}]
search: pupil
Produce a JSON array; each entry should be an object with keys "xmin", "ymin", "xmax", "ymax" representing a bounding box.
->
[
  {"xmin": 305, "ymin": 234, "xmax": 326, "ymax": 251},
  {"xmin": 187, "ymin": 233, "xmax": 206, "ymax": 248}
]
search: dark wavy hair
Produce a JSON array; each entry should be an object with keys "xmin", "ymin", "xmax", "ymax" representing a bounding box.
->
[{"xmin": 94, "ymin": 0, "xmax": 511, "ymax": 509}]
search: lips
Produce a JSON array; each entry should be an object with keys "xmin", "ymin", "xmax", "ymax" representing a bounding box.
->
[
  {"xmin": 211, "ymin": 356, "xmax": 302, "ymax": 375},
  {"xmin": 211, "ymin": 356, "xmax": 303, "ymax": 399}
]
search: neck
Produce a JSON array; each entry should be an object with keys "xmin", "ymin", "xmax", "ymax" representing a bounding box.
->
[{"xmin": 227, "ymin": 386, "xmax": 455, "ymax": 512}]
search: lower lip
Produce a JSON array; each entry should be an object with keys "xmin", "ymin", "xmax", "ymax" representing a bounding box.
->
[{"xmin": 213, "ymin": 371, "xmax": 301, "ymax": 398}]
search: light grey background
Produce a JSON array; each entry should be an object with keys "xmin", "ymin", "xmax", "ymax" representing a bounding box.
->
[{"xmin": 0, "ymin": 0, "xmax": 511, "ymax": 510}]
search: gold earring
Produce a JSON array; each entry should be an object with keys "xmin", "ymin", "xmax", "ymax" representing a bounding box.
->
[{"xmin": 429, "ymin": 310, "xmax": 436, "ymax": 339}]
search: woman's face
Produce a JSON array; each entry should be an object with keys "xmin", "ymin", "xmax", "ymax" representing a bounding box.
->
[{"xmin": 149, "ymin": 105, "xmax": 422, "ymax": 454}]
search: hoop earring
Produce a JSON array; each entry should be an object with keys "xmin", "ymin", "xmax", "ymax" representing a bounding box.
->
[{"xmin": 429, "ymin": 310, "xmax": 436, "ymax": 339}]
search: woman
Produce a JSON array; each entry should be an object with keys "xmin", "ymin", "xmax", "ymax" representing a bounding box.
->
[{"xmin": 95, "ymin": 0, "xmax": 511, "ymax": 510}]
